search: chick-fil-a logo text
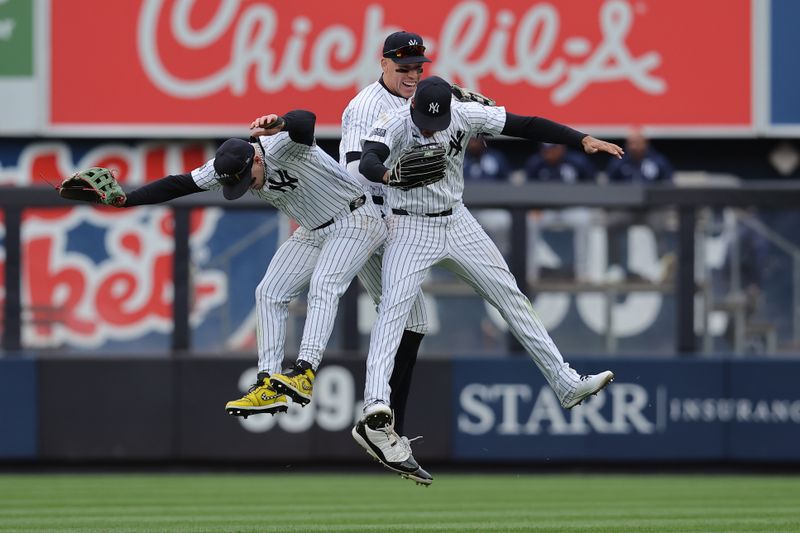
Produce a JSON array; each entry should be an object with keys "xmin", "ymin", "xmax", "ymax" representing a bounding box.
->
[{"xmin": 137, "ymin": 0, "xmax": 665, "ymax": 105}]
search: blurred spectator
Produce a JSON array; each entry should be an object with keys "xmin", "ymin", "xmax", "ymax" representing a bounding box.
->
[
  {"xmin": 718, "ymin": 208, "xmax": 774, "ymax": 354},
  {"xmin": 525, "ymin": 143, "xmax": 596, "ymax": 183},
  {"xmin": 524, "ymin": 143, "xmax": 598, "ymax": 281},
  {"xmin": 605, "ymin": 131, "xmax": 676, "ymax": 278},
  {"xmin": 607, "ymin": 130, "xmax": 673, "ymax": 183},
  {"xmin": 463, "ymin": 136, "xmax": 511, "ymax": 181}
]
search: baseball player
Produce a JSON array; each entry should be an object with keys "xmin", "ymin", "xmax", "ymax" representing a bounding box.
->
[
  {"xmin": 351, "ymin": 76, "xmax": 623, "ymax": 475},
  {"xmin": 113, "ymin": 110, "xmax": 387, "ymax": 418},
  {"xmin": 340, "ymin": 31, "xmax": 431, "ymax": 438}
]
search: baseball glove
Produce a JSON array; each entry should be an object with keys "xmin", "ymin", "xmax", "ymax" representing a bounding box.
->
[
  {"xmin": 58, "ymin": 167, "xmax": 126, "ymax": 206},
  {"xmin": 388, "ymin": 144, "xmax": 447, "ymax": 191},
  {"xmin": 451, "ymin": 84, "xmax": 495, "ymax": 106}
]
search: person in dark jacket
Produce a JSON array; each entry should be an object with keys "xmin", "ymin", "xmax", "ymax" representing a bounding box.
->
[{"xmin": 606, "ymin": 130, "xmax": 672, "ymax": 183}]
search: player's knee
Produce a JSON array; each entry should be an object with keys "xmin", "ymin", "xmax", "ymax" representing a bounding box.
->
[
  {"xmin": 306, "ymin": 284, "xmax": 347, "ymax": 310},
  {"xmin": 255, "ymin": 284, "xmax": 291, "ymax": 306}
]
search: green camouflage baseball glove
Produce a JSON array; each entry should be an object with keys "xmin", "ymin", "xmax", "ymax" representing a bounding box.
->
[
  {"xmin": 58, "ymin": 167, "xmax": 126, "ymax": 206},
  {"xmin": 451, "ymin": 84, "xmax": 496, "ymax": 106},
  {"xmin": 388, "ymin": 144, "xmax": 447, "ymax": 191}
]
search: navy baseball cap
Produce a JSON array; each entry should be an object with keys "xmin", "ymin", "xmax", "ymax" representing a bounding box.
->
[
  {"xmin": 411, "ymin": 76, "xmax": 452, "ymax": 131},
  {"xmin": 383, "ymin": 31, "xmax": 431, "ymax": 65},
  {"xmin": 214, "ymin": 138, "xmax": 255, "ymax": 200}
]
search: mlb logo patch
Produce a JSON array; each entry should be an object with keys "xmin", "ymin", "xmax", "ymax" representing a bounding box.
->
[{"xmin": 370, "ymin": 128, "xmax": 387, "ymax": 137}]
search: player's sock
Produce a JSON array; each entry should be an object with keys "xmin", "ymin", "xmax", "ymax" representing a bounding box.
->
[{"xmin": 389, "ymin": 330, "xmax": 424, "ymax": 434}]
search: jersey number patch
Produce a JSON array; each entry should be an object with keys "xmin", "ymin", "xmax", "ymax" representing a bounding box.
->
[{"xmin": 268, "ymin": 169, "xmax": 298, "ymax": 192}]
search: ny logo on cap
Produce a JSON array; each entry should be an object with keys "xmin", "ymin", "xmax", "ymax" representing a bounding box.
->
[
  {"xmin": 409, "ymin": 39, "xmax": 419, "ymax": 45},
  {"xmin": 429, "ymin": 102, "xmax": 440, "ymax": 114}
]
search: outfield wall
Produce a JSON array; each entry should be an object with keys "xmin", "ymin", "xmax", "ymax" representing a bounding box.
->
[{"xmin": 1, "ymin": 357, "xmax": 799, "ymax": 463}]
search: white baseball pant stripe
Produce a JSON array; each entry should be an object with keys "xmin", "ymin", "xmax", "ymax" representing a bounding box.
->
[
  {"xmin": 256, "ymin": 205, "xmax": 386, "ymax": 373},
  {"xmin": 364, "ymin": 206, "xmax": 580, "ymax": 407}
]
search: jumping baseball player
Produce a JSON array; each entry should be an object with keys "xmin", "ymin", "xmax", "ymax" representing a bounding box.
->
[
  {"xmin": 340, "ymin": 31, "xmax": 431, "ymax": 438},
  {"xmin": 351, "ymin": 76, "xmax": 622, "ymax": 476},
  {"xmin": 107, "ymin": 110, "xmax": 388, "ymax": 419}
]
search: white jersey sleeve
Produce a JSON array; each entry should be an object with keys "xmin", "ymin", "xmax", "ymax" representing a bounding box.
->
[
  {"xmin": 343, "ymin": 103, "xmax": 385, "ymax": 195},
  {"xmin": 361, "ymin": 108, "xmax": 408, "ymax": 169},
  {"xmin": 264, "ymin": 131, "xmax": 312, "ymax": 161},
  {"xmin": 341, "ymin": 101, "xmax": 386, "ymax": 158},
  {"xmin": 341, "ymin": 82, "xmax": 408, "ymax": 198},
  {"xmin": 191, "ymin": 159, "xmax": 222, "ymax": 191},
  {"xmin": 460, "ymin": 102, "xmax": 507, "ymax": 137},
  {"xmin": 340, "ymin": 81, "xmax": 406, "ymax": 162}
]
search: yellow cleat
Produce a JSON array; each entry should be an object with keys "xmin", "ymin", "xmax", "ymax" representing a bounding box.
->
[
  {"xmin": 225, "ymin": 372, "xmax": 289, "ymax": 418},
  {"xmin": 269, "ymin": 361, "xmax": 315, "ymax": 406}
]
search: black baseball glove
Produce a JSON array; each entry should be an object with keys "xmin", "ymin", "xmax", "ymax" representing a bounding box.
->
[{"xmin": 388, "ymin": 144, "xmax": 447, "ymax": 191}]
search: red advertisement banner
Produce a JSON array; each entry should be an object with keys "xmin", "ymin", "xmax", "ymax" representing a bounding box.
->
[{"xmin": 50, "ymin": 0, "xmax": 751, "ymax": 134}]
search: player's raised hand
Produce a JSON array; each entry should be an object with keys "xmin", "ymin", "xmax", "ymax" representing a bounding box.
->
[
  {"xmin": 250, "ymin": 114, "xmax": 286, "ymax": 137},
  {"xmin": 582, "ymin": 136, "xmax": 624, "ymax": 159}
]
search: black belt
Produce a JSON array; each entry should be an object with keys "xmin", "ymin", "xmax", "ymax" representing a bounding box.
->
[
  {"xmin": 392, "ymin": 208, "xmax": 453, "ymax": 217},
  {"xmin": 371, "ymin": 195, "xmax": 384, "ymax": 205},
  {"xmin": 313, "ymin": 195, "xmax": 367, "ymax": 230}
]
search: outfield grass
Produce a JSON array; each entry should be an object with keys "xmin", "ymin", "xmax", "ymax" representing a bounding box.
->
[{"xmin": 0, "ymin": 473, "xmax": 798, "ymax": 532}]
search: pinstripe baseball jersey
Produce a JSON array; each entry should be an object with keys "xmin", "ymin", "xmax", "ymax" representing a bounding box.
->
[
  {"xmin": 360, "ymin": 99, "xmax": 588, "ymax": 411},
  {"xmin": 340, "ymin": 80, "xmax": 408, "ymax": 198},
  {"xmin": 363, "ymin": 100, "xmax": 507, "ymax": 213},
  {"xmin": 192, "ymin": 133, "xmax": 365, "ymax": 230}
]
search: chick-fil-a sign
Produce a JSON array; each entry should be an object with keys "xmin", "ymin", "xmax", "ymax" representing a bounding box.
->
[{"xmin": 50, "ymin": 0, "xmax": 751, "ymax": 134}]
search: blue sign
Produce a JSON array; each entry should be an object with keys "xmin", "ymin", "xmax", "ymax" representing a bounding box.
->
[
  {"xmin": 770, "ymin": 0, "xmax": 800, "ymax": 124},
  {"xmin": 0, "ymin": 359, "xmax": 37, "ymax": 458},
  {"xmin": 452, "ymin": 358, "xmax": 800, "ymax": 461},
  {"xmin": 727, "ymin": 361, "xmax": 800, "ymax": 460}
]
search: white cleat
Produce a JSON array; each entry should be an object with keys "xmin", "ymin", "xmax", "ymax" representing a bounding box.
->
[
  {"xmin": 352, "ymin": 404, "xmax": 433, "ymax": 486},
  {"xmin": 562, "ymin": 371, "xmax": 614, "ymax": 409}
]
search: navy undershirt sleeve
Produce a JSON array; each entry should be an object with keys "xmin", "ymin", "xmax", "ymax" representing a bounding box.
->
[
  {"xmin": 124, "ymin": 173, "xmax": 203, "ymax": 207},
  {"xmin": 501, "ymin": 113, "xmax": 587, "ymax": 149},
  {"xmin": 281, "ymin": 110, "xmax": 316, "ymax": 146},
  {"xmin": 359, "ymin": 141, "xmax": 391, "ymax": 183}
]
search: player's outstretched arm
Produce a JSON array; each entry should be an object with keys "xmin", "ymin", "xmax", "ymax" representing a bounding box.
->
[
  {"xmin": 501, "ymin": 113, "xmax": 622, "ymax": 158},
  {"xmin": 58, "ymin": 168, "xmax": 204, "ymax": 208},
  {"xmin": 123, "ymin": 173, "xmax": 204, "ymax": 207}
]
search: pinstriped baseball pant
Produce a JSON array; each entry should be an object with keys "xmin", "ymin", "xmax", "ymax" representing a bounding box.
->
[
  {"xmin": 255, "ymin": 203, "xmax": 386, "ymax": 373},
  {"xmin": 364, "ymin": 205, "xmax": 581, "ymax": 408},
  {"xmin": 356, "ymin": 247, "xmax": 429, "ymax": 335},
  {"xmin": 358, "ymin": 194, "xmax": 428, "ymax": 335}
]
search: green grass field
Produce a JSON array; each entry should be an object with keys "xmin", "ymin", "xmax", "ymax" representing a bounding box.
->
[{"xmin": 1, "ymin": 473, "xmax": 799, "ymax": 532}]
